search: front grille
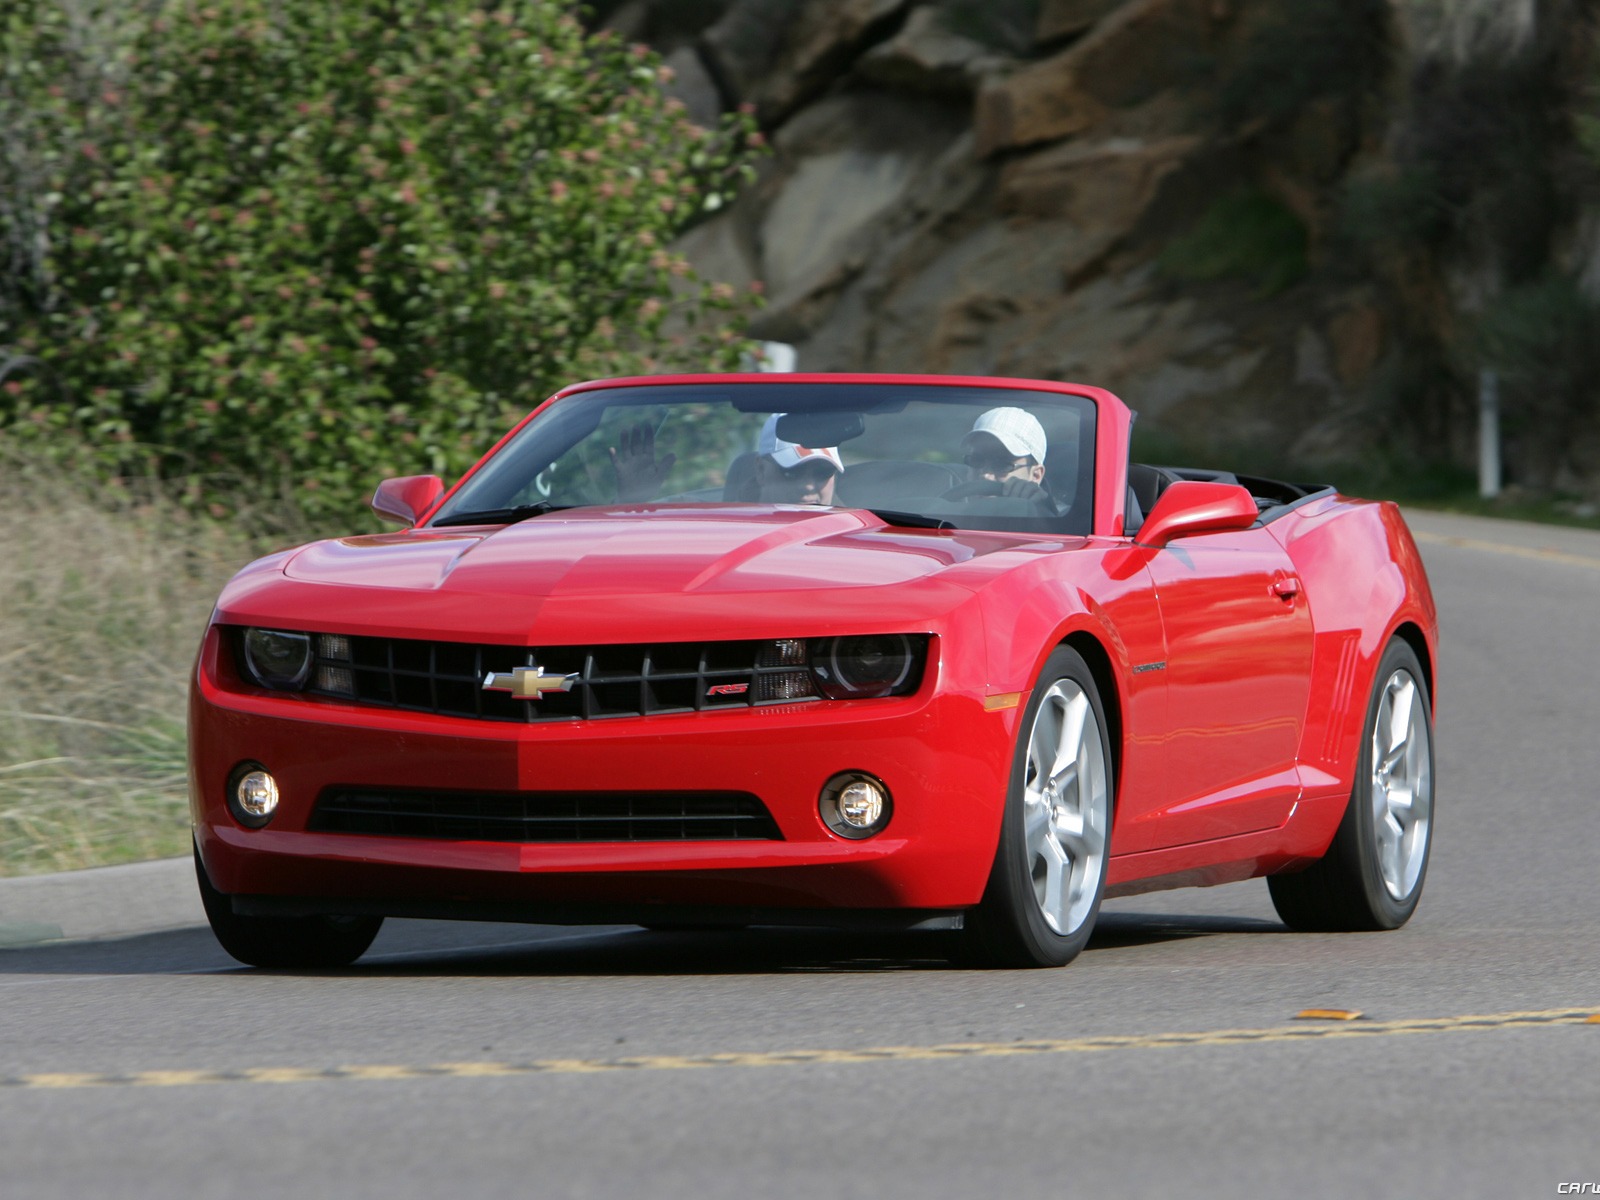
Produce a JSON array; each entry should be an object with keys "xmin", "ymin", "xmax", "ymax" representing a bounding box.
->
[
  {"xmin": 299, "ymin": 636, "xmax": 820, "ymax": 722},
  {"xmin": 311, "ymin": 788, "xmax": 783, "ymax": 842}
]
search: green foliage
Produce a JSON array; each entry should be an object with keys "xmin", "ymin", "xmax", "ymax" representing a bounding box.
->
[
  {"xmin": 1215, "ymin": 0, "xmax": 1390, "ymax": 128},
  {"xmin": 1336, "ymin": 164, "xmax": 1451, "ymax": 255},
  {"xmin": 1474, "ymin": 273, "xmax": 1600, "ymax": 429},
  {"xmin": 0, "ymin": 0, "xmax": 762, "ymax": 522},
  {"xmin": 1431, "ymin": 66, "xmax": 1559, "ymax": 280},
  {"xmin": 1576, "ymin": 58, "xmax": 1600, "ymax": 172},
  {"xmin": 1158, "ymin": 188, "xmax": 1308, "ymax": 296}
]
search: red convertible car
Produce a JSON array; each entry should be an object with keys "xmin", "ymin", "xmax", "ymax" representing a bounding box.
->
[{"xmin": 189, "ymin": 374, "xmax": 1437, "ymax": 968}]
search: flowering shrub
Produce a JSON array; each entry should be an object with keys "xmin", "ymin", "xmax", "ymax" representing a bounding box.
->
[{"xmin": 0, "ymin": 0, "xmax": 761, "ymax": 521}]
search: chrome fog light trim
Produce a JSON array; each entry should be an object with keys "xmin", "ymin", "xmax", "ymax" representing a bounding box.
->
[
  {"xmin": 228, "ymin": 763, "xmax": 280, "ymax": 829},
  {"xmin": 819, "ymin": 771, "xmax": 893, "ymax": 839}
]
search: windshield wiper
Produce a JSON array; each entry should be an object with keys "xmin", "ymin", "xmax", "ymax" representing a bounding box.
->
[
  {"xmin": 863, "ymin": 508, "xmax": 954, "ymax": 530},
  {"xmin": 431, "ymin": 502, "xmax": 579, "ymax": 528}
]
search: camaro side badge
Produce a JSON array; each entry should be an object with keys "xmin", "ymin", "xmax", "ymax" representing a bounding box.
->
[{"xmin": 482, "ymin": 665, "xmax": 579, "ymax": 699}]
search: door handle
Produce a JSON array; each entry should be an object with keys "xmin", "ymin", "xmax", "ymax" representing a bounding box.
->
[{"xmin": 1271, "ymin": 573, "xmax": 1301, "ymax": 602}]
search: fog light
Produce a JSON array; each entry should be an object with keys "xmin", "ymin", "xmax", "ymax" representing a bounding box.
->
[
  {"xmin": 839, "ymin": 781, "xmax": 883, "ymax": 827},
  {"xmin": 819, "ymin": 772, "xmax": 892, "ymax": 840},
  {"xmin": 227, "ymin": 764, "xmax": 279, "ymax": 828}
]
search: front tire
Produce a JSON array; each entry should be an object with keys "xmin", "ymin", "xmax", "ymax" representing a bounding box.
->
[
  {"xmin": 1269, "ymin": 638, "xmax": 1435, "ymax": 931},
  {"xmin": 195, "ymin": 844, "xmax": 382, "ymax": 968},
  {"xmin": 963, "ymin": 647, "xmax": 1113, "ymax": 967}
]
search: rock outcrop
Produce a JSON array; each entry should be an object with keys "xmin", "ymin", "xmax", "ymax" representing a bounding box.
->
[{"xmin": 595, "ymin": 0, "xmax": 1600, "ymax": 485}]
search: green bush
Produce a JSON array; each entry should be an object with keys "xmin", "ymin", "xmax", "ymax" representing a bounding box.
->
[
  {"xmin": 1214, "ymin": 0, "xmax": 1390, "ymax": 128},
  {"xmin": 0, "ymin": 0, "xmax": 762, "ymax": 522},
  {"xmin": 1157, "ymin": 188, "xmax": 1308, "ymax": 296},
  {"xmin": 1474, "ymin": 274, "xmax": 1600, "ymax": 466},
  {"xmin": 1335, "ymin": 164, "xmax": 1451, "ymax": 256}
]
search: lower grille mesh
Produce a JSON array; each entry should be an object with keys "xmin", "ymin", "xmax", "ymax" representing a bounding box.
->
[{"xmin": 310, "ymin": 788, "xmax": 782, "ymax": 842}]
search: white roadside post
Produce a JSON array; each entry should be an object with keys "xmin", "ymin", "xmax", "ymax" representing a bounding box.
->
[{"xmin": 1479, "ymin": 366, "xmax": 1501, "ymax": 499}]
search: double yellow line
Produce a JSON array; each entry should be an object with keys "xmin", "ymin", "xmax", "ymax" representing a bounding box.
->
[
  {"xmin": 5, "ymin": 1006, "xmax": 1595, "ymax": 1091},
  {"xmin": 1411, "ymin": 528, "xmax": 1600, "ymax": 570}
]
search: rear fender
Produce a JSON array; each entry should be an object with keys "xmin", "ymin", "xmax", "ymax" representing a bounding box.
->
[{"xmin": 1272, "ymin": 499, "xmax": 1438, "ymax": 812}]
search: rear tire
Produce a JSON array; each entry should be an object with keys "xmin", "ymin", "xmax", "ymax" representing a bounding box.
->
[
  {"xmin": 195, "ymin": 843, "xmax": 382, "ymax": 968},
  {"xmin": 962, "ymin": 647, "xmax": 1112, "ymax": 968},
  {"xmin": 1269, "ymin": 638, "xmax": 1434, "ymax": 931}
]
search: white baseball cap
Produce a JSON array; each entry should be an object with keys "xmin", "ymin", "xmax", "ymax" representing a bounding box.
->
[
  {"xmin": 758, "ymin": 414, "xmax": 843, "ymax": 473},
  {"xmin": 963, "ymin": 407, "xmax": 1047, "ymax": 465}
]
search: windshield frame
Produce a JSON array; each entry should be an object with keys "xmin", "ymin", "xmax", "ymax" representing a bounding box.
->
[{"xmin": 427, "ymin": 374, "xmax": 1124, "ymax": 537}]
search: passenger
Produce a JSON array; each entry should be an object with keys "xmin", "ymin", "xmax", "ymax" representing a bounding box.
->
[
  {"xmin": 609, "ymin": 414, "xmax": 842, "ymax": 505},
  {"xmin": 752, "ymin": 413, "xmax": 843, "ymax": 505},
  {"xmin": 609, "ymin": 421, "xmax": 675, "ymax": 502}
]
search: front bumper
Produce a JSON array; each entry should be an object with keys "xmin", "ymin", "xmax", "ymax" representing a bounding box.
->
[{"xmin": 190, "ymin": 627, "xmax": 1018, "ymax": 915}]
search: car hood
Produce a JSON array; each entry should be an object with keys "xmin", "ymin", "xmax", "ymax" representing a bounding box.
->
[
  {"xmin": 218, "ymin": 506, "xmax": 1085, "ymax": 644},
  {"xmin": 283, "ymin": 507, "xmax": 1049, "ymax": 596}
]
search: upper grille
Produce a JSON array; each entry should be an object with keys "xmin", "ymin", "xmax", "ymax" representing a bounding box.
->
[
  {"xmin": 310, "ymin": 788, "xmax": 782, "ymax": 842},
  {"xmin": 300, "ymin": 635, "xmax": 820, "ymax": 723}
]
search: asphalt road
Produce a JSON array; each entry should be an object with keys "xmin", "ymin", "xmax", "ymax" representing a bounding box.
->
[{"xmin": 3, "ymin": 508, "xmax": 1598, "ymax": 1199}]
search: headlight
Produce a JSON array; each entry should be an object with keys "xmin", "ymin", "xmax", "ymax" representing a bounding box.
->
[
  {"xmin": 240, "ymin": 628, "xmax": 313, "ymax": 690},
  {"xmin": 809, "ymin": 634, "xmax": 925, "ymax": 700}
]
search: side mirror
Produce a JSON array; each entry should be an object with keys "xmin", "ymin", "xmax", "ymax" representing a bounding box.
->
[
  {"xmin": 371, "ymin": 475, "xmax": 445, "ymax": 526},
  {"xmin": 1135, "ymin": 481, "xmax": 1258, "ymax": 547}
]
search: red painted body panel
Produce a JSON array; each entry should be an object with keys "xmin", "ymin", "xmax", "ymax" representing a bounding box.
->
[
  {"xmin": 188, "ymin": 374, "xmax": 1437, "ymax": 923},
  {"xmin": 1265, "ymin": 496, "xmax": 1440, "ymax": 863}
]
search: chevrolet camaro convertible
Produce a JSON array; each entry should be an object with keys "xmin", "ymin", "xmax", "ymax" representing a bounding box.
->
[{"xmin": 189, "ymin": 374, "xmax": 1437, "ymax": 969}]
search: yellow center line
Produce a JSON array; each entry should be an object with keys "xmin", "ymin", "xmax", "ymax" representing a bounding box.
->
[
  {"xmin": 1411, "ymin": 529, "xmax": 1600, "ymax": 570},
  {"xmin": 2, "ymin": 1006, "xmax": 1594, "ymax": 1091}
]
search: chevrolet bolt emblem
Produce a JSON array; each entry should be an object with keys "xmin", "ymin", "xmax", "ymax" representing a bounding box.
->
[{"xmin": 481, "ymin": 664, "xmax": 579, "ymax": 700}]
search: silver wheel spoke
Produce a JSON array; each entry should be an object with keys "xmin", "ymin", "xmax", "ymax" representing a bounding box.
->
[
  {"xmin": 1052, "ymin": 760, "xmax": 1080, "ymax": 797},
  {"xmin": 1054, "ymin": 807, "xmax": 1088, "ymax": 861},
  {"xmin": 1023, "ymin": 794, "xmax": 1051, "ymax": 856},
  {"xmin": 1379, "ymin": 741, "xmax": 1408, "ymax": 776},
  {"xmin": 1037, "ymin": 834, "xmax": 1070, "ymax": 927},
  {"xmin": 1050, "ymin": 694, "xmax": 1087, "ymax": 784},
  {"xmin": 1387, "ymin": 784, "xmax": 1416, "ymax": 819},
  {"xmin": 1386, "ymin": 678, "xmax": 1415, "ymax": 752}
]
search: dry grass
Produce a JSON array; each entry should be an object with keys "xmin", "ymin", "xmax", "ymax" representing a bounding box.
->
[{"xmin": 0, "ymin": 447, "xmax": 261, "ymax": 876}]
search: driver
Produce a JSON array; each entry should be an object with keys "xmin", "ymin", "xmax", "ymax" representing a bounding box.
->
[{"xmin": 944, "ymin": 406, "xmax": 1055, "ymax": 514}]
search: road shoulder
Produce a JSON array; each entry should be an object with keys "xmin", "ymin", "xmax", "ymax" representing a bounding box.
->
[{"xmin": 0, "ymin": 856, "xmax": 198, "ymax": 948}]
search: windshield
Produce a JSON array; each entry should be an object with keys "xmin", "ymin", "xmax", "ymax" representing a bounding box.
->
[{"xmin": 430, "ymin": 381, "xmax": 1098, "ymax": 535}]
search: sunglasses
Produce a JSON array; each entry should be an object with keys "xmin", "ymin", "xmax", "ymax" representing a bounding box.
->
[
  {"xmin": 776, "ymin": 461, "xmax": 838, "ymax": 488},
  {"xmin": 964, "ymin": 453, "xmax": 1033, "ymax": 477}
]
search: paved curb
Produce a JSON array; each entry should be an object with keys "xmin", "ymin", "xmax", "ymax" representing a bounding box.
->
[{"xmin": 0, "ymin": 856, "xmax": 201, "ymax": 948}]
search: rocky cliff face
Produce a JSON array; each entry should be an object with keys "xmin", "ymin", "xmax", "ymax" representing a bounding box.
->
[{"xmin": 597, "ymin": 0, "xmax": 1600, "ymax": 489}]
